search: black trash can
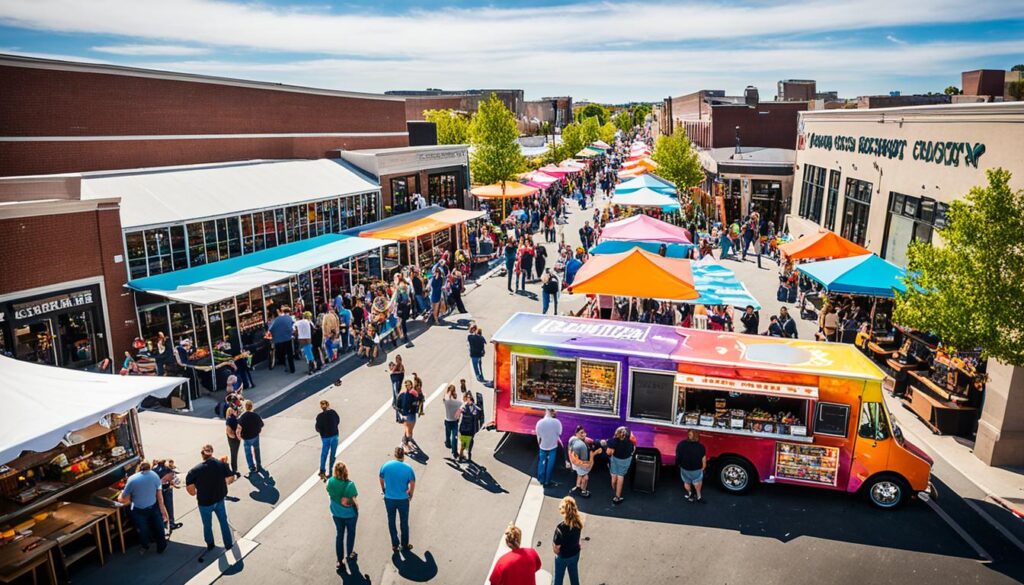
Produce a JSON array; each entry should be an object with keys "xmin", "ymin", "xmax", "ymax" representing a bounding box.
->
[{"xmin": 632, "ymin": 449, "xmax": 660, "ymax": 494}]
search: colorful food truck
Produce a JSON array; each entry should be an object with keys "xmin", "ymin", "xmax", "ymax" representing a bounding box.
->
[{"xmin": 491, "ymin": 313, "xmax": 934, "ymax": 508}]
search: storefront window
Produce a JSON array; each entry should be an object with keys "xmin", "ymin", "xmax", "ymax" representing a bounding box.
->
[
  {"xmin": 428, "ymin": 173, "xmax": 458, "ymax": 207},
  {"xmin": 798, "ymin": 164, "xmax": 827, "ymax": 223},
  {"xmin": 259, "ymin": 211, "xmax": 276, "ymax": 250},
  {"xmin": 750, "ymin": 180, "xmax": 782, "ymax": 225},
  {"xmin": 362, "ymin": 193, "xmax": 379, "ymax": 224},
  {"xmin": 125, "ymin": 231, "xmax": 147, "ymax": 280},
  {"xmin": 883, "ymin": 192, "xmax": 943, "ymax": 267},
  {"xmin": 391, "ymin": 176, "xmax": 416, "ymax": 214},
  {"xmin": 55, "ymin": 311, "xmax": 98, "ymax": 368},
  {"xmin": 514, "ymin": 355, "xmax": 578, "ymax": 408},
  {"xmin": 144, "ymin": 228, "xmax": 173, "ymax": 276},
  {"xmin": 275, "ymin": 208, "xmax": 287, "ymax": 245},
  {"xmin": 242, "ymin": 214, "xmax": 255, "ymax": 254},
  {"xmin": 139, "ymin": 304, "xmax": 170, "ymax": 344},
  {"xmin": 169, "ymin": 303, "xmax": 197, "ymax": 348},
  {"xmin": 326, "ymin": 198, "xmax": 340, "ymax": 233},
  {"xmin": 824, "ymin": 170, "xmax": 841, "ymax": 231},
  {"xmin": 841, "ymin": 178, "xmax": 873, "ymax": 246},
  {"xmin": 187, "ymin": 222, "xmax": 207, "ymax": 266},
  {"xmin": 14, "ymin": 321, "xmax": 56, "ymax": 365},
  {"xmin": 203, "ymin": 220, "xmax": 220, "ymax": 263},
  {"xmin": 170, "ymin": 225, "xmax": 187, "ymax": 270}
]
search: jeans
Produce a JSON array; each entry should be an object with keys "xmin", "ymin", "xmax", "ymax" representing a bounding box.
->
[
  {"xmin": 227, "ymin": 436, "xmax": 241, "ymax": 473},
  {"xmin": 384, "ymin": 498, "xmax": 410, "ymax": 547},
  {"xmin": 130, "ymin": 505, "xmax": 166, "ymax": 551},
  {"xmin": 390, "ymin": 372, "xmax": 405, "ymax": 404},
  {"xmin": 415, "ymin": 294, "xmax": 430, "ymax": 313},
  {"xmin": 332, "ymin": 515, "xmax": 357, "ymax": 561},
  {"xmin": 542, "ymin": 291, "xmax": 558, "ymax": 315},
  {"xmin": 320, "ymin": 435, "xmax": 339, "ymax": 474},
  {"xmin": 517, "ymin": 271, "xmax": 528, "ymax": 290},
  {"xmin": 198, "ymin": 499, "xmax": 233, "ymax": 548},
  {"xmin": 443, "ymin": 420, "xmax": 459, "ymax": 456},
  {"xmin": 506, "ymin": 266, "xmax": 515, "ymax": 291},
  {"xmin": 274, "ymin": 341, "xmax": 295, "ymax": 373},
  {"xmin": 235, "ymin": 358, "xmax": 254, "ymax": 388},
  {"xmin": 162, "ymin": 487, "xmax": 175, "ymax": 523},
  {"xmin": 554, "ymin": 553, "xmax": 580, "ymax": 585},
  {"xmin": 537, "ymin": 447, "xmax": 558, "ymax": 485},
  {"xmin": 243, "ymin": 436, "xmax": 262, "ymax": 471},
  {"xmin": 470, "ymin": 356, "xmax": 484, "ymax": 381}
]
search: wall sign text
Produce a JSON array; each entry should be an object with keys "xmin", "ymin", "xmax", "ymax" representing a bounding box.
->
[{"xmin": 804, "ymin": 132, "xmax": 986, "ymax": 168}]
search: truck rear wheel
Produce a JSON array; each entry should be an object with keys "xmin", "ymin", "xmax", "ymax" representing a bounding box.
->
[
  {"xmin": 864, "ymin": 474, "xmax": 909, "ymax": 509},
  {"xmin": 717, "ymin": 456, "xmax": 755, "ymax": 494}
]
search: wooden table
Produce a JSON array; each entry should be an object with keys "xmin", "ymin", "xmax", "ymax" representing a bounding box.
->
[
  {"xmin": 33, "ymin": 503, "xmax": 111, "ymax": 571},
  {"xmin": 0, "ymin": 537, "xmax": 59, "ymax": 585},
  {"xmin": 904, "ymin": 371, "xmax": 978, "ymax": 436},
  {"xmin": 84, "ymin": 488, "xmax": 130, "ymax": 553}
]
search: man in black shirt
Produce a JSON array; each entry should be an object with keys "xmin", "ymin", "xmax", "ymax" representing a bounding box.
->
[
  {"xmin": 778, "ymin": 306, "xmax": 798, "ymax": 339},
  {"xmin": 675, "ymin": 430, "xmax": 707, "ymax": 503},
  {"xmin": 316, "ymin": 399, "xmax": 341, "ymax": 481},
  {"xmin": 186, "ymin": 445, "xmax": 236, "ymax": 557},
  {"xmin": 467, "ymin": 323, "xmax": 487, "ymax": 382},
  {"xmin": 740, "ymin": 305, "xmax": 760, "ymax": 335},
  {"xmin": 236, "ymin": 400, "xmax": 265, "ymax": 476}
]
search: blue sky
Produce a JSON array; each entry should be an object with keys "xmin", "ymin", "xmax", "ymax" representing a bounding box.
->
[{"xmin": 1, "ymin": 0, "xmax": 1022, "ymax": 103}]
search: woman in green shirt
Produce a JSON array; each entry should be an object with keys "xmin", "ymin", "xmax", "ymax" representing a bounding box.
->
[{"xmin": 326, "ymin": 461, "xmax": 359, "ymax": 568}]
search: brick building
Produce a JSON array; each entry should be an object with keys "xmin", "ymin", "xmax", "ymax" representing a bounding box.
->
[{"xmin": 392, "ymin": 89, "xmax": 525, "ymax": 121}]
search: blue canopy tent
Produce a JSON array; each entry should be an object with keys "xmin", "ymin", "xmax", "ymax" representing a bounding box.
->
[
  {"xmin": 615, "ymin": 173, "xmax": 677, "ymax": 195},
  {"xmin": 590, "ymin": 240, "xmax": 694, "ymax": 259},
  {"xmin": 690, "ymin": 260, "xmax": 761, "ymax": 310},
  {"xmin": 796, "ymin": 254, "xmax": 908, "ymax": 298}
]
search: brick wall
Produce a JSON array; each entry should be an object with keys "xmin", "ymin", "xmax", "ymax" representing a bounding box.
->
[
  {"xmin": 404, "ymin": 96, "xmax": 467, "ymax": 121},
  {"xmin": 710, "ymin": 102, "xmax": 807, "ymax": 149}
]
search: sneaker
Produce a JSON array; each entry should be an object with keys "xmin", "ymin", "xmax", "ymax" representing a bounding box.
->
[
  {"xmin": 612, "ymin": 496, "xmax": 623, "ymax": 505},
  {"xmin": 580, "ymin": 490, "xmax": 591, "ymax": 498},
  {"xmin": 684, "ymin": 492, "xmax": 694, "ymax": 502},
  {"xmin": 570, "ymin": 486, "xmax": 580, "ymax": 494},
  {"xmin": 696, "ymin": 496, "xmax": 705, "ymax": 504}
]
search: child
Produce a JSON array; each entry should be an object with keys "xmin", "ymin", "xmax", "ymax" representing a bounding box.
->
[{"xmin": 324, "ymin": 328, "xmax": 338, "ymax": 363}]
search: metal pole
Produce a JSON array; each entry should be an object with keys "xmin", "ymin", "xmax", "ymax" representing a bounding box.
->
[{"xmin": 379, "ymin": 245, "xmax": 385, "ymax": 279}]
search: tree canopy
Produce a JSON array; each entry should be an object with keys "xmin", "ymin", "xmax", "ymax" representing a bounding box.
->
[
  {"xmin": 423, "ymin": 108, "xmax": 470, "ymax": 145},
  {"xmin": 575, "ymin": 103, "xmax": 610, "ymax": 125},
  {"xmin": 943, "ymin": 86, "xmax": 962, "ymax": 96},
  {"xmin": 598, "ymin": 122, "xmax": 616, "ymax": 145},
  {"xmin": 652, "ymin": 132, "xmax": 704, "ymax": 193},
  {"xmin": 1011, "ymin": 64, "xmax": 1024, "ymax": 72},
  {"xmin": 469, "ymin": 93, "xmax": 525, "ymax": 188},
  {"xmin": 894, "ymin": 168, "xmax": 1024, "ymax": 366},
  {"xmin": 612, "ymin": 111, "xmax": 633, "ymax": 132},
  {"xmin": 631, "ymin": 103, "xmax": 652, "ymax": 126}
]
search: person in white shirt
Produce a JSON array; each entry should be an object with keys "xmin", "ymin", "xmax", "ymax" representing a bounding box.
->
[
  {"xmin": 294, "ymin": 311, "xmax": 316, "ymax": 375},
  {"xmin": 535, "ymin": 409, "xmax": 563, "ymax": 487}
]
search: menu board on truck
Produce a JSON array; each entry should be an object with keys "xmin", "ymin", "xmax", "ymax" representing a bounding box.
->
[
  {"xmin": 579, "ymin": 360, "xmax": 617, "ymax": 413},
  {"xmin": 775, "ymin": 442, "xmax": 839, "ymax": 486}
]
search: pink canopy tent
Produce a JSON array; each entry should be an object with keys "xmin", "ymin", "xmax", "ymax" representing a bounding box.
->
[
  {"xmin": 523, "ymin": 171, "xmax": 560, "ymax": 188},
  {"xmin": 538, "ymin": 164, "xmax": 574, "ymax": 177},
  {"xmin": 599, "ymin": 213, "xmax": 692, "ymax": 244}
]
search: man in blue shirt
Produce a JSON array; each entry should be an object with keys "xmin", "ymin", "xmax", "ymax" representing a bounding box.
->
[
  {"xmin": 379, "ymin": 447, "xmax": 416, "ymax": 552},
  {"xmin": 267, "ymin": 307, "xmax": 295, "ymax": 373},
  {"xmin": 564, "ymin": 255, "xmax": 583, "ymax": 286},
  {"xmin": 119, "ymin": 461, "xmax": 169, "ymax": 554},
  {"xmin": 336, "ymin": 301, "xmax": 353, "ymax": 353}
]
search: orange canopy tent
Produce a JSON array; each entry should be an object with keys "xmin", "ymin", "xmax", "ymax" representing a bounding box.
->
[
  {"xmin": 359, "ymin": 208, "xmax": 484, "ymax": 241},
  {"xmin": 568, "ymin": 247, "xmax": 699, "ymax": 300},
  {"xmin": 778, "ymin": 229, "xmax": 871, "ymax": 261},
  {"xmin": 617, "ymin": 166, "xmax": 648, "ymax": 179},
  {"xmin": 470, "ymin": 181, "xmax": 540, "ymax": 199},
  {"xmin": 623, "ymin": 157, "xmax": 658, "ymax": 171}
]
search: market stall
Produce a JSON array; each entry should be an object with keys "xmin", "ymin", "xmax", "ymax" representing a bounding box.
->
[
  {"xmin": 359, "ymin": 207, "xmax": 484, "ymax": 270},
  {"xmin": 778, "ymin": 229, "xmax": 870, "ymax": 261},
  {"xmin": 613, "ymin": 173, "xmax": 677, "ymax": 195},
  {"xmin": 470, "ymin": 181, "xmax": 540, "ymax": 221},
  {"xmin": 0, "ymin": 357, "xmax": 185, "ymax": 578},
  {"xmin": 611, "ymin": 187, "xmax": 680, "ymax": 211},
  {"xmin": 599, "ymin": 214, "xmax": 690, "ymax": 244}
]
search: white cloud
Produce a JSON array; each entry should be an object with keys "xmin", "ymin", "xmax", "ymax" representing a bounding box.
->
[
  {"xmin": 886, "ymin": 34, "xmax": 908, "ymax": 45},
  {"xmin": 91, "ymin": 44, "xmax": 210, "ymax": 56}
]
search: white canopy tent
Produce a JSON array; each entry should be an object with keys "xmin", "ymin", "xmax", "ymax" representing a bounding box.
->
[
  {"xmin": 611, "ymin": 187, "xmax": 680, "ymax": 209},
  {"xmin": 0, "ymin": 356, "xmax": 186, "ymax": 463}
]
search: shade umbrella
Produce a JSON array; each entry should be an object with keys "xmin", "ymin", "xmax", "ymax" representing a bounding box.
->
[
  {"xmin": 617, "ymin": 167, "xmax": 649, "ymax": 179},
  {"xmin": 592, "ymin": 141, "xmax": 612, "ymax": 150},
  {"xmin": 523, "ymin": 171, "xmax": 559, "ymax": 188},
  {"xmin": 470, "ymin": 181, "xmax": 540, "ymax": 199},
  {"xmin": 569, "ymin": 247, "xmax": 699, "ymax": 301},
  {"xmin": 576, "ymin": 148, "xmax": 601, "ymax": 158},
  {"xmin": 796, "ymin": 254, "xmax": 908, "ymax": 298},
  {"xmin": 778, "ymin": 229, "xmax": 870, "ymax": 261},
  {"xmin": 600, "ymin": 214, "xmax": 691, "ymax": 244}
]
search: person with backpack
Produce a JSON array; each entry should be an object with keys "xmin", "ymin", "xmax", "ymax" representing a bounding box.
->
[
  {"xmin": 457, "ymin": 392, "xmax": 483, "ymax": 463},
  {"xmin": 541, "ymin": 270, "xmax": 560, "ymax": 315},
  {"xmin": 447, "ymin": 269, "xmax": 467, "ymax": 315}
]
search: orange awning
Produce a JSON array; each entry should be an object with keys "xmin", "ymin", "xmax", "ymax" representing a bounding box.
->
[
  {"xmin": 360, "ymin": 208, "xmax": 484, "ymax": 241},
  {"xmin": 470, "ymin": 181, "xmax": 540, "ymax": 199},
  {"xmin": 778, "ymin": 229, "xmax": 871, "ymax": 261},
  {"xmin": 569, "ymin": 247, "xmax": 699, "ymax": 300}
]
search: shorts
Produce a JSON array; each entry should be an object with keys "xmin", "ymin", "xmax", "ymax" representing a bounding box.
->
[
  {"xmin": 609, "ymin": 456, "xmax": 632, "ymax": 477},
  {"xmin": 403, "ymin": 413, "xmax": 417, "ymax": 424},
  {"xmin": 680, "ymin": 468, "xmax": 704, "ymax": 485},
  {"xmin": 572, "ymin": 463, "xmax": 591, "ymax": 476},
  {"xmin": 458, "ymin": 434, "xmax": 474, "ymax": 450}
]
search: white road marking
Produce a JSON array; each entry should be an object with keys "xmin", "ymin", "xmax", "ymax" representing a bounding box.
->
[
  {"xmin": 184, "ymin": 539, "xmax": 259, "ymax": 585},
  {"xmin": 193, "ymin": 382, "xmax": 451, "ymax": 583},
  {"xmin": 484, "ymin": 478, "xmax": 547, "ymax": 585},
  {"xmin": 923, "ymin": 495, "xmax": 993, "ymax": 562},
  {"xmin": 964, "ymin": 498, "xmax": 1024, "ymax": 555}
]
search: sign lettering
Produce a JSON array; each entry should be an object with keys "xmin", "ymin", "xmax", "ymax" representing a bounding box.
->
[
  {"xmin": 13, "ymin": 290, "xmax": 94, "ymax": 320},
  {"xmin": 531, "ymin": 318, "xmax": 651, "ymax": 342},
  {"xmin": 804, "ymin": 132, "xmax": 986, "ymax": 168}
]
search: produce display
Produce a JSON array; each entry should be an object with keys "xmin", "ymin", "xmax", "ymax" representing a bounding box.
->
[{"xmin": 775, "ymin": 442, "xmax": 839, "ymax": 486}]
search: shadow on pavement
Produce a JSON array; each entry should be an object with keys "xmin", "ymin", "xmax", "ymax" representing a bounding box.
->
[
  {"xmin": 494, "ymin": 433, "xmax": 999, "ymax": 563},
  {"xmin": 70, "ymin": 539, "xmax": 209, "ymax": 585},
  {"xmin": 337, "ymin": 558, "xmax": 372, "ymax": 584},
  {"xmin": 248, "ymin": 471, "xmax": 280, "ymax": 504},
  {"xmin": 391, "ymin": 549, "xmax": 438, "ymax": 582},
  {"xmin": 445, "ymin": 458, "xmax": 509, "ymax": 494}
]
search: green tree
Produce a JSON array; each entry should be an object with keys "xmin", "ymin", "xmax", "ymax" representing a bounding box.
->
[
  {"xmin": 612, "ymin": 111, "xmax": 633, "ymax": 132},
  {"xmin": 580, "ymin": 116, "xmax": 600, "ymax": 147},
  {"xmin": 1009, "ymin": 81, "xmax": 1024, "ymax": 101},
  {"xmin": 631, "ymin": 103, "xmax": 652, "ymax": 126},
  {"xmin": 575, "ymin": 103, "xmax": 610, "ymax": 125},
  {"xmin": 469, "ymin": 93, "xmax": 525, "ymax": 194},
  {"xmin": 652, "ymin": 132, "xmax": 704, "ymax": 198},
  {"xmin": 559, "ymin": 122, "xmax": 586, "ymax": 161},
  {"xmin": 598, "ymin": 122, "xmax": 616, "ymax": 145},
  {"xmin": 1011, "ymin": 64, "xmax": 1024, "ymax": 72},
  {"xmin": 423, "ymin": 108, "xmax": 470, "ymax": 144},
  {"xmin": 894, "ymin": 169, "xmax": 1024, "ymax": 365},
  {"xmin": 943, "ymin": 86, "xmax": 961, "ymax": 96}
]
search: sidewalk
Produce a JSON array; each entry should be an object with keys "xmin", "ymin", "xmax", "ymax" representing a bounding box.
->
[{"xmin": 726, "ymin": 253, "xmax": 1024, "ymax": 517}]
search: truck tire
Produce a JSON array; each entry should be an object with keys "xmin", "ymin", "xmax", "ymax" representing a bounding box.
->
[
  {"xmin": 864, "ymin": 474, "xmax": 909, "ymax": 509},
  {"xmin": 717, "ymin": 456, "xmax": 756, "ymax": 494}
]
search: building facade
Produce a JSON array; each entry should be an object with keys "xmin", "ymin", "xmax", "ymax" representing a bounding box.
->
[
  {"xmin": 335, "ymin": 145, "xmax": 471, "ymax": 214},
  {"xmin": 791, "ymin": 101, "xmax": 1024, "ymax": 465},
  {"xmin": 778, "ymin": 79, "xmax": 816, "ymax": 101},
  {"xmin": 391, "ymin": 89, "xmax": 525, "ymax": 121},
  {"xmin": 0, "ymin": 54, "xmax": 409, "ymax": 176}
]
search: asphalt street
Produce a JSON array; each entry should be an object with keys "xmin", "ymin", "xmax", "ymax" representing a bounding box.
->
[{"xmin": 69, "ymin": 197, "xmax": 1024, "ymax": 585}]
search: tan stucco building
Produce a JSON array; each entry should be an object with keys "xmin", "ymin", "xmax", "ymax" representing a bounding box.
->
[{"xmin": 791, "ymin": 101, "xmax": 1024, "ymax": 466}]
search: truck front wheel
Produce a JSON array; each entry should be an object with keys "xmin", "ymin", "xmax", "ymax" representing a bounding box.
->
[{"xmin": 864, "ymin": 474, "xmax": 909, "ymax": 509}]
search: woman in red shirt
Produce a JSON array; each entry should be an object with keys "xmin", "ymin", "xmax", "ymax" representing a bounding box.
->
[{"xmin": 489, "ymin": 524, "xmax": 540, "ymax": 585}]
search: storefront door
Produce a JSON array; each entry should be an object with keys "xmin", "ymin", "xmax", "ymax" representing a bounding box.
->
[
  {"xmin": 14, "ymin": 319, "xmax": 57, "ymax": 365},
  {"xmin": 56, "ymin": 311, "xmax": 99, "ymax": 368},
  {"xmin": 3, "ymin": 285, "xmax": 108, "ymax": 370},
  {"xmin": 750, "ymin": 180, "xmax": 782, "ymax": 225}
]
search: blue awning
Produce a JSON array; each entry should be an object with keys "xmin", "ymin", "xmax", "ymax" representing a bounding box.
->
[
  {"xmin": 127, "ymin": 233, "xmax": 396, "ymax": 305},
  {"xmin": 797, "ymin": 254, "xmax": 908, "ymax": 298}
]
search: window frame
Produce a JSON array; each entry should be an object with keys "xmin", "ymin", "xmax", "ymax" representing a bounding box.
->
[
  {"xmin": 626, "ymin": 368, "xmax": 678, "ymax": 425},
  {"xmin": 510, "ymin": 352, "xmax": 621, "ymax": 418},
  {"xmin": 813, "ymin": 402, "xmax": 851, "ymax": 438}
]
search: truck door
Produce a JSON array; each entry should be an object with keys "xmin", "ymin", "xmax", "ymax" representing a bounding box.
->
[{"xmin": 850, "ymin": 401, "xmax": 892, "ymax": 490}]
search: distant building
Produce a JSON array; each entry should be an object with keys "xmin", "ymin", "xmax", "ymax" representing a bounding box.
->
[
  {"xmin": 388, "ymin": 88, "xmax": 525, "ymax": 120},
  {"xmin": 856, "ymin": 94, "xmax": 951, "ymax": 109},
  {"xmin": 962, "ymin": 69, "xmax": 1005, "ymax": 98},
  {"xmin": 777, "ymin": 79, "xmax": 816, "ymax": 102},
  {"xmin": 524, "ymin": 97, "xmax": 574, "ymax": 129}
]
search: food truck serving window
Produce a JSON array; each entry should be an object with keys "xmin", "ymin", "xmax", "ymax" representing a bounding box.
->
[
  {"xmin": 579, "ymin": 359, "xmax": 618, "ymax": 413},
  {"xmin": 514, "ymin": 355, "xmax": 578, "ymax": 409},
  {"xmin": 629, "ymin": 371, "xmax": 675, "ymax": 422},
  {"xmin": 814, "ymin": 403, "xmax": 850, "ymax": 437}
]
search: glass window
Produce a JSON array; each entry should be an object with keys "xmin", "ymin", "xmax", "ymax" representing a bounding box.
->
[
  {"xmin": 285, "ymin": 205, "xmax": 301, "ymax": 243},
  {"xmin": 275, "ymin": 208, "xmax": 287, "ymax": 245},
  {"xmin": 203, "ymin": 220, "xmax": 220, "ymax": 263},
  {"xmin": 884, "ymin": 212, "xmax": 915, "ymax": 267},
  {"xmin": 391, "ymin": 177, "xmax": 412, "ymax": 215},
  {"xmin": 858, "ymin": 402, "xmax": 890, "ymax": 440},
  {"xmin": 514, "ymin": 355, "xmax": 578, "ymax": 408},
  {"xmin": 841, "ymin": 178, "xmax": 873, "ymax": 246},
  {"xmin": 363, "ymin": 192, "xmax": 379, "ymax": 224},
  {"xmin": 125, "ymin": 231, "xmax": 148, "ymax": 279},
  {"xmin": 227, "ymin": 217, "xmax": 241, "ymax": 257},
  {"xmin": 170, "ymin": 225, "xmax": 187, "ymax": 270},
  {"xmin": 139, "ymin": 304, "xmax": 170, "ymax": 345},
  {"xmin": 326, "ymin": 198, "xmax": 340, "ymax": 233},
  {"xmin": 578, "ymin": 360, "xmax": 618, "ymax": 414},
  {"xmin": 187, "ymin": 222, "xmax": 207, "ymax": 266},
  {"xmin": 241, "ymin": 214, "xmax": 255, "ymax": 255},
  {"xmin": 814, "ymin": 403, "xmax": 850, "ymax": 437},
  {"xmin": 824, "ymin": 170, "xmax": 841, "ymax": 231},
  {"xmin": 14, "ymin": 320, "xmax": 57, "ymax": 365},
  {"xmin": 798, "ymin": 164, "xmax": 827, "ymax": 223},
  {"xmin": 428, "ymin": 173, "xmax": 458, "ymax": 207},
  {"xmin": 629, "ymin": 371, "xmax": 675, "ymax": 422},
  {"xmin": 341, "ymin": 197, "xmax": 355, "ymax": 229}
]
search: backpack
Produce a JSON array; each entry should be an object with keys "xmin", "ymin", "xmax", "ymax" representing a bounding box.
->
[{"xmin": 459, "ymin": 404, "xmax": 481, "ymax": 435}]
